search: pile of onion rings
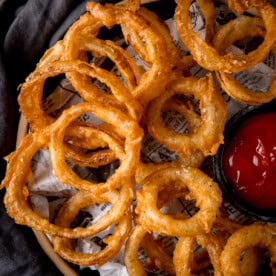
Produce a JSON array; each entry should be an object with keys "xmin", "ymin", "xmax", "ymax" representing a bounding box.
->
[{"xmin": 1, "ymin": 0, "xmax": 276, "ymax": 274}]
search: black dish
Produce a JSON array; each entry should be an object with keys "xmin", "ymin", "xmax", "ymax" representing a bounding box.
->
[{"xmin": 213, "ymin": 100, "xmax": 276, "ymax": 222}]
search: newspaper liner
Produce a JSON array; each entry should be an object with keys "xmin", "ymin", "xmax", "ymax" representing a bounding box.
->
[{"xmin": 27, "ymin": 2, "xmax": 275, "ymax": 275}]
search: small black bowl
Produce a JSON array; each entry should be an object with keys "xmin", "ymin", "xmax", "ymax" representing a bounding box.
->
[{"xmin": 213, "ymin": 100, "xmax": 276, "ymax": 222}]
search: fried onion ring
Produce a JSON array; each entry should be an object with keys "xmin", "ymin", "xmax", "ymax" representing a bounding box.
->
[
  {"xmin": 175, "ymin": 0, "xmax": 276, "ymax": 72},
  {"xmin": 214, "ymin": 16, "xmax": 276, "ymax": 105},
  {"xmin": 49, "ymin": 101, "xmax": 143, "ymax": 194},
  {"xmin": 135, "ymin": 166, "xmax": 222, "ymax": 237},
  {"xmin": 135, "ymin": 97, "xmax": 205, "ymax": 184},
  {"xmin": 146, "ymin": 75, "xmax": 227, "ymax": 156},
  {"xmin": 3, "ymin": 132, "xmax": 134, "ymax": 239},
  {"xmin": 220, "ymin": 223, "xmax": 276, "ymax": 275},
  {"xmin": 213, "ymin": 217, "xmax": 262, "ymax": 276},
  {"xmin": 52, "ymin": 195, "xmax": 132, "ymax": 266}
]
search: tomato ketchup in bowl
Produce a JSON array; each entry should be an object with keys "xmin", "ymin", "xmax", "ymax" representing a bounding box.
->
[{"xmin": 213, "ymin": 100, "xmax": 276, "ymax": 222}]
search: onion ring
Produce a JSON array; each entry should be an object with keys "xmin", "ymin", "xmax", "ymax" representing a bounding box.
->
[
  {"xmin": 52, "ymin": 186, "xmax": 133, "ymax": 239},
  {"xmin": 220, "ymin": 223, "xmax": 276, "ymax": 275},
  {"xmin": 175, "ymin": 0, "xmax": 276, "ymax": 72},
  {"xmin": 62, "ymin": 121, "xmax": 126, "ymax": 168},
  {"xmin": 213, "ymin": 217, "xmax": 262, "ymax": 276},
  {"xmin": 52, "ymin": 195, "xmax": 132, "ymax": 266},
  {"xmin": 214, "ymin": 16, "xmax": 276, "ymax": 105},
  {"xmin": 135, "ymin": 166, "xmax": 222, "ymax": 237},
  {"xmin": 135, "ymin": 97, "xmax": 205, "ymax": 184},
  {"xmin": 135, "ymin": 148, "xmax": 205, "ymax": 185},
  {"xmin": 145, "ymin": 75, "xmax": 227, "ymax": 156},
  {"xmin": 2, "ymin": 131, "xmax": 135, "ymax": 238},
  {"xmin": 64, "ymin": 123, "xmax": 109, "ymax": 150},
  {"xmin": 49, "ymin": 101, "xmax": 142, "ymax": 194}
]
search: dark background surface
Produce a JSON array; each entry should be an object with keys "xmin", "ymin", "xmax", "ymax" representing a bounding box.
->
[{"xmin": 0, "ymin": 0, "xmax": 175, "ymax": 275}]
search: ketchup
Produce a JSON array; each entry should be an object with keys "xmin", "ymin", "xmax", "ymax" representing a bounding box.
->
[{"xmin": 222, "ymin": 112, "xmax": 276, "ymax": 210}]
